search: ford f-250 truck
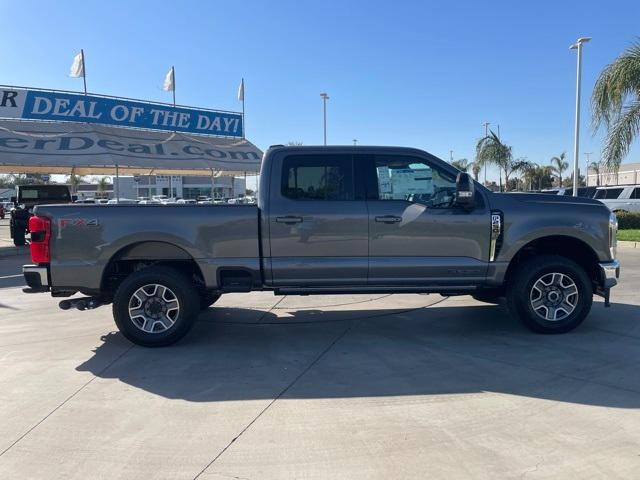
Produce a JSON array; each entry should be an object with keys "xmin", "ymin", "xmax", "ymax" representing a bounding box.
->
[{"xmin": 22, "ymin": 146, "xmax": 620, "ymax": 347}]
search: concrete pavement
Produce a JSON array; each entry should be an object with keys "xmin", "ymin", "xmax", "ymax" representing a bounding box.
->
[{"xmin": 0, "ymin": 249, "xmax": 638, "ymax": 479}]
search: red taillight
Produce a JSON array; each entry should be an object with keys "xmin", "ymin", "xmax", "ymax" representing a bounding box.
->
[{"xmin": 28, "ymin": 216, "xmax": 51, "ymax": 263}]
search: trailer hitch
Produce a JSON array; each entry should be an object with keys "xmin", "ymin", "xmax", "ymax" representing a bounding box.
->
[{"xmin": 59, "ymin": 296, "xmax": 109, "ymax": 311}]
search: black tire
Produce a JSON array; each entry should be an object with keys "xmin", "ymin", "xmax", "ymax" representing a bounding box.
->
[
  {"xmin": 506, "ymin": 254, "xmax": 592, "ymax": 334},
  {"xmin": 200, "ymin": 292, "xmax": 221, "ymax": 310},
  {"xmin": 13, "ymin": 227, "xmax": 26, "ymax": 246},
  {"xmin": 112, "ymin": 266, "xmax": 200, "ymax": 347}
]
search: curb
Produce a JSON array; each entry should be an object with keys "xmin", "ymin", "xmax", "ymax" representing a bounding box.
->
[{"xmin": 618, "ymin": 240, "xmax": 638, "ymax": 249}]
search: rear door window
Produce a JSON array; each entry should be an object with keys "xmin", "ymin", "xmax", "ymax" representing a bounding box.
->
[
  {"xmin": 281, "ymin": 154, "xmax": 354, "ymax": 201},
  {"xmin": 631, "ymin": 187, "xmax": 640, "ymax": 199},
  {"xmin": 595, "ymin": 188, "xmax": 623, "ymax": 199}
]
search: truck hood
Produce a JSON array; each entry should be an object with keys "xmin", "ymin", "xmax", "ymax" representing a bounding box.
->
[{"xmin": 495, "ymin": 192, "xmax": 604, "ymax": 207}]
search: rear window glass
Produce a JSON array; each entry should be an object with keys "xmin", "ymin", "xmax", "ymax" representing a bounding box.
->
[
  {"xmin": 282, "ymin": 154, "xmax": 354, "ymax": 200},
  {"xmin": 594, "ymin": 188, "xmax": 623, "ymax": 199},
  {"xmin": 19, "ymin": 186, "xmax": 71, "ymax": 201}
]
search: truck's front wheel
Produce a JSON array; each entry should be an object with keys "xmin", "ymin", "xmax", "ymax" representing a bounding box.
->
[
  {"xmin": 506, "ymin": 255, "xmax": 592, "ymax": 334},
  {"xmin": 113, "ymin": 267, "xmax": 200, "ymax": 347}
]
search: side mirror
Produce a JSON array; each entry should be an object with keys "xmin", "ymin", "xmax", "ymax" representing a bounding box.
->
[
  {"xmin": 71, "ymin": 195, "xmax": 78, "ymax": 202},
  {"xmin": 455, "ymin": 172, "xmax": 475, "ymax": 210},
  {"xmin": 10, "ymin": 196, "xmax": 16, "ymax": 204}
]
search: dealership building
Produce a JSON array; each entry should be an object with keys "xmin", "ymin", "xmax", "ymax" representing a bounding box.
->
[{"xmin": 111, "ymin": 175, "xmax": 247, "ymax": 200}]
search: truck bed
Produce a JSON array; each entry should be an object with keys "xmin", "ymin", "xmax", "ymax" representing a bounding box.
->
[{"xmin": 34, "ymin": 204, "xmax": 261, "ymax": 291}]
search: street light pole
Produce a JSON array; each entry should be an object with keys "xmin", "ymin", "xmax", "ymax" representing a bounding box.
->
[
  {"xmin": 570, "ymin": 37, "xmax": 591, "ymax": 196},
  {"xmin": 320, "ymin": 92, "xmax": 329, "ymax": 145}
]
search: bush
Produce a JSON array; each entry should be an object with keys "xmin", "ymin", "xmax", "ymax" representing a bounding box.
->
[{"xmin": 616, "ymin": 211, "xmax": 640, "ymax": 229}]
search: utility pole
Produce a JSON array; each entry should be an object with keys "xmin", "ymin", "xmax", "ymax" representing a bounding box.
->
[
  {"xmin": 353, "ymin": 139, "xmax": 357, "ymax": 145},
  {"xmin": 320, "ymin": 92, "xmax": 329, "ymax": 145},
  {"xmin": 450, "ymin": 150, "xmax": 453, "ymax": 162},
  {"xmin": 570, "ymin": 37, "xmax": 591, "ymax": 196}
]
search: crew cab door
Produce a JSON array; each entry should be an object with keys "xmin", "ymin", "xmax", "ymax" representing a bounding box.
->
[
  {"xmin": 267, "ymin": 153, "xmax": 368, "ymax": 286},
  {"xmin": 363, "ymin": 153, "xmax": 490, "ymax": 286}
]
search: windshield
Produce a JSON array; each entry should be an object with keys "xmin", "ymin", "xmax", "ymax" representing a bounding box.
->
[{"xmin": 18, "ymin": 186, "xmax": 71, "ymax": 202}]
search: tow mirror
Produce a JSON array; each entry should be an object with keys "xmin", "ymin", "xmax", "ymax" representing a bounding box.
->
[{"xmin": 455, "ymin": 172, "xmax": 475, "ymax": 210}]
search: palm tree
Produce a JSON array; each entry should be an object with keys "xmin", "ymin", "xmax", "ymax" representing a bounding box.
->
[
  {"xmin": 67, "ymin": 174, "xmax": 85, "ymax": 194},
  {"xmin": 476, "ymin": 130, "xmax": 516, "ymax": 191},
  {"xmin": 471, "ymin": 162, "xmax": 481, "ymax": 182},
  {"xmin": 549, "ymin": 152, "xmax": 568, "ymax": 187},
  {"xmin": 592, "ymin": 40, "xmax": 640, "ymax": 171},
  {"xmin": 96, "ymin": 176, "xmax": 111, "ymax": 195},
  {"xmin": 588, "ymin": 161, "xmax": 601, "ymax": 186},
  {"xmin": 450, "ymin": 158, "xmax": 470, "ymax": 172}
]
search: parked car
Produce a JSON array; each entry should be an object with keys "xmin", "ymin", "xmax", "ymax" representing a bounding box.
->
[
  {"xmin": 0, "ymin": 203, "xmax": 4, "ymax": 219},
  {"xmin": 541, "ymin": 187, "xmax": 597, "ymax": 198},
  {"xmin": 106, "ymin": 198, "xmax": 138, "ymax": 205},
  {"xmin": 176, "ymin": 199, "xmax": 197, "ymax": 204},
  {"xmin": 593, "ymin": 185, "xmax": 640, "ymax": 213},
  {"xmin": 9, "ymin": 185, "xmax": 73, "ymax": 246},
  {"xmin": 23, "ymin": 145, "xmax": 619, "ymax": 346}
]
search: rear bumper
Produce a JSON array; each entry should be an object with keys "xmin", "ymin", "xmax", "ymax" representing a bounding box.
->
[
  {"xmin": 22, "ymin": 264, "xmax": 50, "ymax": 293},
  {"xmin": 599, "ymin": 260, "xmax": 620, "ymax": 289}
]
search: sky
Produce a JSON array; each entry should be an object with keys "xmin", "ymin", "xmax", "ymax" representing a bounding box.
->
[{"xmin": 1, "ymin": 0, "xmax": 640, "ymax": 186}]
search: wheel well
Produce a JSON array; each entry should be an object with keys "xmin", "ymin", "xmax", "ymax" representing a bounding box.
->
[
  {"xmin": 505, "ymin": 235, "xmax": 600, "ymax": 285},
  {"xmin": 101, "ymin": 242, "xmax": 205, "ymax": 294}
]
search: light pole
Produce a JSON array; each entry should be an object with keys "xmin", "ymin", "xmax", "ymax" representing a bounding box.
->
[
  {"xmin": 320, "ymin": 92, "xmax": 329, "ymax": 145},
  {"xmin": 353, "ymin": 139, "xmax": 357, "ymax": 145},
  {"xmin": 570, "ymin": 37, "xmax": 591, "ymax": 196}
]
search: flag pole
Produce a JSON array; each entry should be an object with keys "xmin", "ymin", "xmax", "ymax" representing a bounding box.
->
[
  {"xmin": 81, "ymin": 49, "xmax": 87, "ymax": 95},
  {"xmin": 171, "ymin": 66, "xmax": 176, "ymax": 106},
  {"xmin": 241, "ymin": 78, "xmax": 245, "ymax": 138}
]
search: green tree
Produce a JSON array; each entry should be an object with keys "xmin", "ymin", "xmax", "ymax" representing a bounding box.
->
[
  {"xmin": 450, "ymin": 158, "xmax": 470, "ymax": 172},
  {"xmin": 588, "ymin": 161, "xmax": 601, "ymax": 186},
  {"xmin": 549, "ymin": 152, "xmax": 568, "ymax": 187},
  {"xmin": 67, "ymin": 174, "xmax": 85, "ymax": 194},
  {"xmin": 96, "ymin": 176, "xmax": 111, "ymax": 194},
  {"xmin": 471, "ymin": 162, "xmax": 481, "ymax": 182},
  {"xmin": 592, "ymin": 40, "xmax": 640, "ymax": 171},
  {"xmin": 475, "ymin": 131, "xmax": 525, "ymax": 191}
]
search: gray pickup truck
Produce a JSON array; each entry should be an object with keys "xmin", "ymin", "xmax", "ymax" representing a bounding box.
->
[{"xmin": 23, "ymin": 146, "xmax": 620, "ymax": 346}]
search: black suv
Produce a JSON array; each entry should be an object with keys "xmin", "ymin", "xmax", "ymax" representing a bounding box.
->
[{"xmin": 10, "ymin": 185, "xmax": 72, "ymax": 246}]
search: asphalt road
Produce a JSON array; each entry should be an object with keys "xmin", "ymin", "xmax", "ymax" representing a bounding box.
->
[{"xmin": 0, "ymin": 248, "xmax": 638, "ymax": 479}]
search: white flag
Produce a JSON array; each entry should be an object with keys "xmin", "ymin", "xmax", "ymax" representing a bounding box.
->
[
  {"xmin": 237, "ymin": 78, "xmax": 244, "ymax": 102},
  {"xmin": 70, "ymin": 51, "xmax": 85, "ymax": 78},
  {"xmin": 163, "ymin": 67, "xmax": 175, "ymax": 92}
]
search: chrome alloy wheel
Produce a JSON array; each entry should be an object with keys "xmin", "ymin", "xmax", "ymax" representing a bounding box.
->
[
  {"xmin": 529, "ymin": 272, "xmax": 578, "ymax": 322},
  {"xmin": 128, "ymin": 284, "xmax": 180, "ymax": 333}
]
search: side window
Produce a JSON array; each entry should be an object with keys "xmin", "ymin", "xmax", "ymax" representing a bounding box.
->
[
  {"xmin": 372, "ymin": 155, "xmax": 458, "ymax": 208},
  {"xmin": 281, "ymin": 154, "xmax": 354, "ymax": 200},
  {"xmin": 631, "ymin": 187, "xmax": 640, "ymax": 199}
]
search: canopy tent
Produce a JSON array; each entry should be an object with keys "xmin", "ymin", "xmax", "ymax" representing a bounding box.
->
[{"xmin": 0, "ymin": 120, "xmax": 263, "ymax": 176}]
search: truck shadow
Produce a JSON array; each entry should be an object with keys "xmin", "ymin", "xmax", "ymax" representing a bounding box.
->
[{"xmin": 76, "ymin": 301, "xmax": 640, "ymax": 408}]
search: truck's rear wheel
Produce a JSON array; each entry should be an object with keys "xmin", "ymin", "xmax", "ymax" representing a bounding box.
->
[
  {"xmin": 506, "ymin": 255, "xmax": 592, "ymax": 334},
  {"xmin": 113, "ymin": 267, "xmax": 199, "ymax": 347}
]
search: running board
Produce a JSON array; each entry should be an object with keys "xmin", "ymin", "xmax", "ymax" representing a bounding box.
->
[{"xmin": 274, "ymin": 285, "xmax": 478, "ymax": 296}]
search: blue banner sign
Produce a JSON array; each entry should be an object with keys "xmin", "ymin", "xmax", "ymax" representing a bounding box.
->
[{"xmin": 0, "ymin": 87, "xmax": 243, "ymax": 137}]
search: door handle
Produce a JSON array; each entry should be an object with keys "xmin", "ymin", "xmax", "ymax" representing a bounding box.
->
[
  {"xmin": 375, "ymin": 215, "xmax": 402, "ymax": 223},
  {"xmin": 276, "ymin": 216, "xmax": 303, "ymax": 224}
]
